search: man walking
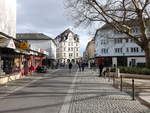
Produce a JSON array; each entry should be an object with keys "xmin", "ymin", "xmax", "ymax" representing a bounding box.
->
[
  {"xmin": 81, "ymin": 61, "xmax": 85, "ymax": 72},
  {"xmin": 97, "ymin": 58, "xmax": 104, "ymax": 77},
  {"xmin": 77, "ymin": 61, "xmax": 81, "ymax": 72},
  {"xmin": 69, "ymin": 62, "xmax": 73, "ymax": 72}
]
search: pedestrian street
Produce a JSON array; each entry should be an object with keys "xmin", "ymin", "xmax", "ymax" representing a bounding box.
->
[{"xmin": 67, "ymin": 69, "xmax": 150, "ymax": 113}]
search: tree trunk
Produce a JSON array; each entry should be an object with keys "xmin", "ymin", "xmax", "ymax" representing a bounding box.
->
[{"xmin": 144, "ymin": 46, "xmax": 150, "ymax": 69}]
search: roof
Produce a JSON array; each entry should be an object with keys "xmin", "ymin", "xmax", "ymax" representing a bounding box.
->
[
  {"xmin": 99, "ymin": 18, "xmax": 150, "ymax": 30},
  {"xmin": 93, "ymin": 18, "xmax": 150, "ymax": 40},
  {"xmin": 55, "ymin": 29, "xmax": 79, "ymax": 42},
  {"xmin": 16, "ymin": 33, "xmax": 53, "ymax": 40}
]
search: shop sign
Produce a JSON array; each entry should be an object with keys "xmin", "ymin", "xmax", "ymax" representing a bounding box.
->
[
  {"xmin": 0, "ymin": 39, "xmax": 16, "ymax": 49},
  {"xmin": 20, "ymin": 42, "xmax": 29, "ymax": 50}
]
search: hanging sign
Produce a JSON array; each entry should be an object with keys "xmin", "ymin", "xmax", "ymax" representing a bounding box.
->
[{"xmin": 20, "ymin": 42, "xmax": 29, "ymax": 50}]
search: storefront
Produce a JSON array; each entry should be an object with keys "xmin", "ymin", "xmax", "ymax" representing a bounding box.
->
[
  {"xmin": 0, "ymin": 38, "xmax": 17, "ymax": 75},
  {"xmin": 0, "ymin": 39, "xmax": 49, "ymax": 76}
]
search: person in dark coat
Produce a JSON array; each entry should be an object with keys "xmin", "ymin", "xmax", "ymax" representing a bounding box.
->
[
  {"xmin": 77, "ymin": 61, "xmax": 81, "ymax": 72},
  {"xmin": 69, "ymin": 62, "xmax": 73, "ymax": 72},
  {"xmin": 98, "ymin": 58, "xmax": 104, "ymax": 77},
  {"xmin": 99, "ymin": 63, "xmax": 104, "ymax": 77},
  {"xmin": 81, "ymin": 62, "xmax": 85, "ymax": 72}
]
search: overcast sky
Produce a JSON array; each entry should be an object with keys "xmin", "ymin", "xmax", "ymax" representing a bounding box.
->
[{"xmin": 16, "ymin": 0, "xmax": 93, "ymax": 55}]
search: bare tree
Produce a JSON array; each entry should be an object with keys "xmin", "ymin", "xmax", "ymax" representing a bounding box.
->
[{"xmin": 65, "ymin": 0, "xmax": 150, "ymax": 68}]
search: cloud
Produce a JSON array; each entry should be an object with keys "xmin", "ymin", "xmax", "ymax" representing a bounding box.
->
[
  {"xmin": 16, "ymin": 0, "xmax": 94, "ymax": 55},
  {"xmin": 17, "ymin": 0, "xmax": 71, "ymax": 33}
]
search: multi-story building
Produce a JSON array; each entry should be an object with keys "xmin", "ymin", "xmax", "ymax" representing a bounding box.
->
[
  {"xmin": 0, "ymin": 0, "xmax": 16, "ymax": 38},
  {"xmin": 55, "ymin": 29, "xmax": 80, "ymax": 63},
  {"xmin": 0, "ymin": 0, "xmax": 16, "ymax": 76},
  {"xmin": 86, "ymin": 39, "xmax": 95, "ymax": 60},
  {"xmin": 83, "ymin": 39, "xmax": 95, "ymax": 63},
  {"xmin": 95, "ymin": 23, "xmax": 149, "ymax": 67}
]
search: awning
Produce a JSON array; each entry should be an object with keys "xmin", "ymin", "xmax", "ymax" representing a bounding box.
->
[{"xmin": 0, "ymin": 38, "xmax": 16, "ymax": 49}]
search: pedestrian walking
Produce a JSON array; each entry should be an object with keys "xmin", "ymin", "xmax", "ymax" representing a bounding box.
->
[
  {"xmin": 81, "ymin": 62, "xmax": 85, "ymax": 72},
  {"xmin": 29, "ymin": 64, "xmax": 34, "ymax": 75},
  {"xmin": 77, "ymin": 61, "xmax": 81, "ymax": 72},
  {"xmin": 97, "ymin": 58, "xmax": 104, "ymax": 77},
  {"xmin": 69, "ymin": 62, "xmax": 73, "ymax": 72}
]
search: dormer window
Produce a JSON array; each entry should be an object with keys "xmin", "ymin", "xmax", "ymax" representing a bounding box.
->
[{"xmin": 131, "ymin": 27, "xmax": 139, "ymax": 33}]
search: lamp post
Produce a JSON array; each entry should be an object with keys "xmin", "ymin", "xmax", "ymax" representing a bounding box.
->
[{"xmin": 123, "ymin": 53, "xmax": 125, "ymax": 66}]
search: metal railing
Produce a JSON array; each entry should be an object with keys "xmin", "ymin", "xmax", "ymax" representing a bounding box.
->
[{"xmin": 105, "ymin": 69, "xmax": 150, "ymax": 101}]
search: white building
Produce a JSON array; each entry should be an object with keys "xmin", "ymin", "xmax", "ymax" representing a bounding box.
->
[
  {"xmin": 16, "ymin": 33, "xmax": 57, "ymax": 67},
  {"xmin": 95, "ymin": 24, "xmax": 148, "ymax": 67},
  {"xmin": 0, "ymin": 0, "xmax": 16, "ymax": 38},
  {"xmin": 0, "ymin": 0, "xmax": 16, "ymax": 75},
  {"xmin": 55, "ymin": 29, "xmax": 80, "ymax": 63}
]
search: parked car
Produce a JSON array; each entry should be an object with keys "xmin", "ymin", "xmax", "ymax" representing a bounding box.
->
[{"xmin": 36, "ymin": 65, "xmax": 47, "ymax": 73}]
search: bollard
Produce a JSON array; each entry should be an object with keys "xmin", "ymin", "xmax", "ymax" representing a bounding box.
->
[
  {"xmin": 117, "ymin": 68, "xmax": 120, "ymax": 78},
  {"xmin": 132, "ymin": 79, "xmax": 135, "ymax": 100},
  {"xmin": 120, "ymin": 75, "xmax": 123, "ymax": 91},
  {"xmin": 113, "ymin": 73, "xmax": 115, "ymax": 86}
]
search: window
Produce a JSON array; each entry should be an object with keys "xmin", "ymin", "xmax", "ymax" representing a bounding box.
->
[
  {"xmin": 131, "ymin": 47, "xmax": 139, "ymax": 53},
  {"xmin": 115, "ymin": 48, "xmax": 122, "ymax": 53},
  {"xmin": 64, "ymin": 47, "xmax": 66, "ymax": 51},
  {"xmin": 101, "ymin": 48, "xmax": 108, "ymax": 54},
  {"xmin": 131, "ymin": 48, "xmax": 134, "ymax": 52},
  {"xmin": 141, "ymin": 48, "xmax": 144, "ymax": 52},
  {"xmin": 69, "ymin": 53, "xmax": 73, "ymax": 57},
  {"xmin": 126, "ymin": 48, "xmax": 129, "ymax": 52},
  {"xmin": 126, "ymin": 39, "xmax": 129, "ymax": 43},
  {"xmin": 131, "ymin": 28, "xmax": 139, "ymax": 33},
  {"xmin": 101, "ymin": 40, "xmax": 108, "ymax": 45},
  {"xmin": 64, "ymin": 53, "xmax": 66, "ymax": 57},
  {"xmin": 68, "ymin": 48, "xmax": 70, "ymax": 51},
  {"xmin": 76, "ymin": 48, "xmax": 78, "ymax": 51},
  {"xmin": 71, "ymin": 48, "xmax": 73, "ymax": 51},
  {"xmin": 76, "ymin": 53, "xmax": 78, "ymax": 57},
  {"xmin": 114, "ymin": 38, "xmax": 122, "ymax": 44}
]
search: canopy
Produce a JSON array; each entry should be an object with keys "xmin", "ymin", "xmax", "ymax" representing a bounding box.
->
[{"xmin": 0, "ymin": 38, "xmax": 16, "ymax": 49}]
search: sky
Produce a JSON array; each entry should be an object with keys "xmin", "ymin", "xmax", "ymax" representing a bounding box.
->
[{"xmin": 16, "ymin": 0, "xmax": 94, "ymax": 55}]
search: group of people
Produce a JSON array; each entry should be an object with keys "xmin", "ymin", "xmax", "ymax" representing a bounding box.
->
[
  {"xmin": 77, "ymin": 61, "xmax": 85, "ymax": 72},
  {"xmin": 68, "ymin": 60, "xmax": 85, "ymax": 72},
  {"xmin": 66, "ymin": 58, "xmax": 108, "ymax": 77}
]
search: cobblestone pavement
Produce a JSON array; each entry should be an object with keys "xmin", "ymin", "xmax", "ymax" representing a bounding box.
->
[{"xmin": 68, "ymin": 69, "xmax": 150, "ymax": 113}]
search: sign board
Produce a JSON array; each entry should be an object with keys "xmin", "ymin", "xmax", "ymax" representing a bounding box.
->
[{"xmin": 20, "ymin": 42, "xmax": 29, "ymax": 50}]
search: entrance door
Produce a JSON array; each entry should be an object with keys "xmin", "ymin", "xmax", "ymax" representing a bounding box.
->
[
  {"xmin": 117, "ymin": 56, "xmax": 127, "ymax": 66},
  {"xmin": 104, "ymin": 57, "xmax": 112, "ymax": 67}
]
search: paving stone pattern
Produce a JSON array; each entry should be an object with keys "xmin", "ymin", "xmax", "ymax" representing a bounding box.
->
[{"xmin": 69, "ymin": 70, "xmax": 150, "ymax": 113}]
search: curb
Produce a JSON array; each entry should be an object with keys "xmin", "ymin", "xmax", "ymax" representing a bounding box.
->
[{"xmin": 137, "ymin": 94, "xmax": 150, "ymax": 108}]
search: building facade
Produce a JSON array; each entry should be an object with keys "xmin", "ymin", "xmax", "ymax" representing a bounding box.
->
[
  {"xmin": 55, "ymin": 29, "xmax": 80, "ymax": 63},
  {"xmin": 94, "ymin": 23, "xmax": 150, "ymax": 67},
  {"xmin": 83, "ymin": 39, "xmax": 95, "ymax": 64},
  {"xmin": 0, "ymin": 0, "xmax": 16, "ymax": 37},
  {"xmin": 17, "ymin": 33, "xmax": 56, "ymax": 68},
  {"xmin": 0, "ymin": 0, "xmax": 17, "ymax": 76},
  {"xmin": 86, "ymin": 39, "xmax": 95, "ymax": 60}
]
